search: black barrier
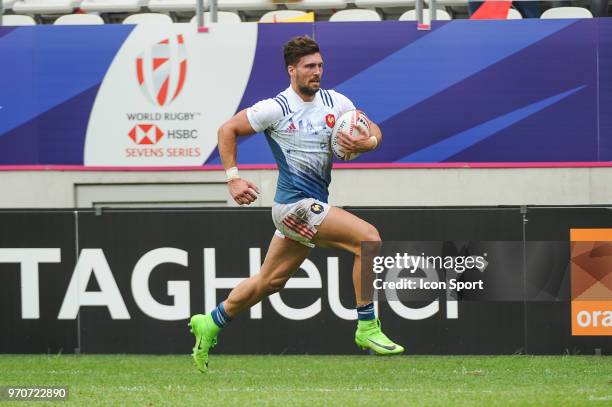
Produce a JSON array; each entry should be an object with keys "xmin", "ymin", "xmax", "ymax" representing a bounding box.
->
[
  {"xmin": 0, "ymin": 211, "xmax": 78, "ymax": 354},
  {"xmin": 0, "ymin": 207, "xmax": 610, "ymax": 355}
]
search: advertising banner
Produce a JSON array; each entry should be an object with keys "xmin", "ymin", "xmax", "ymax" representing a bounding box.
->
[
  {"xmin": 1, "ymin": 207, "xmax": 610, "ymax": 354},
  {"xmin": 0, "ymin": 20, "xmax": 611, "ymax": 168}
]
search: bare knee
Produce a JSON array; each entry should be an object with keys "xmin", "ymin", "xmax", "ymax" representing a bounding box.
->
[
  {"xmin": 349, "ymin": 225, "xmax": 381, "ymax": 256},
  {"xmin": 363, "ymin": 225, "xmax": 381, "ymax": 243}
]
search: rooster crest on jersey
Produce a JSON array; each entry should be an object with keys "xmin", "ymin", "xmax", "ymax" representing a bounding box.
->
[{"xmin": 136, "ymin": 35, "xmax": 188, "ymax": 107}]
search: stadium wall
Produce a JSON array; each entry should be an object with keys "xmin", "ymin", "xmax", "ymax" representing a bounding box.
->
[
  {"xmin": 1, "ymin": 167, "xmax": 612, "ymax": 208},
  {"xmin": 2, "ymin": 19, "xmax": 611, "ymax": 207}
]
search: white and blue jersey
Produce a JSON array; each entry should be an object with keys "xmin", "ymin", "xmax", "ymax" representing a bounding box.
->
[{"xmin": 247, "ymin": 86, "xmax": 355, "ymax": 204}]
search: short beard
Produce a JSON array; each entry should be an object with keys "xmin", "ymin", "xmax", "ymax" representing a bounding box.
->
[{"xmin": 298, "ymin": 84, "xmax": 319, "ymax": 97}]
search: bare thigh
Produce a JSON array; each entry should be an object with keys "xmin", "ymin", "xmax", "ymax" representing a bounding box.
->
[
  {"xmin": 312, "ymin": 206, "xmax": 380, "ymax": 253},
  {"xmin": 312, "ymin": 206, "xmax": 380, "ymax": 305},
  {"xmin": 260, "ymin": 234, "xmax": 312, "ymax": 283}
]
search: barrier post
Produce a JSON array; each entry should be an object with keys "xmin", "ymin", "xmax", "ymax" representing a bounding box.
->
[
  {"xmin": 210, "ymin": 0, "xmax": 218, "ymax": 22},
  {"xmin": 416, "ymin": 0, "xmax": 424, "ymax": 24},
  {"xmin": 196, "ymin": 0, "xmax": 207, "ymax": 32},
  {"xmin": 416, "ymin": 0, "xmax": 430, "ymax": 30}
]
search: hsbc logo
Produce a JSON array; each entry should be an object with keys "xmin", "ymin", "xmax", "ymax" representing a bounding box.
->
[
  {"xmin": 136, "ymin": 35, "xmax": 188, "ymax": 107},
  {"xmin": 128, "ymin": 124, "xmax": 165, "ymax": 145}
]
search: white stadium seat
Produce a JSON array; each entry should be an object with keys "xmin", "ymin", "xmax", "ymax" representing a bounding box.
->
[
  {"xmin": 259, "ymin": 10, "xmax": 307, "ymax": 22},
  {"xmin": 148, "ymin": 0, "xmax": 207, "ymax": 13},
  {"xmin": 329, "ymin": 9, "xmax": 381, "ymax": 21},
  {"xmin": 540, "ymin": 7, "xmax": 593, "ymax": 19},
  {"xmin": 123, "ymin": 12, "xmax": 173, "ymax": 24},
  {"xmin": 80, "ymin": 0, "xmax": 148, "ymax": 13},
  {"xmin": 399, "ymin": 8, "xmax": 451, "ymax": 21},
  {"xmin": 190, "ymin": 11, "xmax": 241, "ymax": 23},
  {"xmin": 355, "ymin": 1, "xmax": 415, "ymax": 8},
  {"xmin": 286, "ymin": 0, "xmax": 347, "ymax": 10},
  {"xmin": 1, "ymin": 14, "xmax": 36, "ymax": 25},
  {"xmin": 12, "ymin": 0, "xmax": 82, "ymax": 14},
  {"xmin": 54, "ymin": 13, "xmax": 104, "ymax": 24},
  {"xmin": 217, "ymin": 1, "xmax": 275, "ymax": 12},
  {"xmin": 506, "ymin": 8, "xmax": 523, "ymax": 19},
  {"xmin": 1, "ymin": 0, "xmax": 17, "ymax": 11}
]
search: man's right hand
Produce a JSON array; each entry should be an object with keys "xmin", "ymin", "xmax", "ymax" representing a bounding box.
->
[{"xmin": 228, "ymin": 178, "xmax": 260, "ymax": 205}]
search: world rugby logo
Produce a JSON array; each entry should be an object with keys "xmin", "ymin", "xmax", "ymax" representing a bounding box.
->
[{"xmin": 136, "ymin": 35, "xmax": 188, "ymax": 107}]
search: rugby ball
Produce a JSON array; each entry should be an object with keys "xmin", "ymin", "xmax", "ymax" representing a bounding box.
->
[{"xmin": 330, "ymin": 110, "xmax": 370, "ymax": 161}]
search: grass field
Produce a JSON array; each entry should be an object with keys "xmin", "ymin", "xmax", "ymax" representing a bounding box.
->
[{"xmin": 0, "ymin": 354, "xmax": 610, "ymax": 406}]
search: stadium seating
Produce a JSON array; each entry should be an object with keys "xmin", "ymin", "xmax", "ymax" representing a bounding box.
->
[
  {"xmin": 3, "ymin": 1, "xmax": 606, "ymax": 24},
  {"xmin": 329, "ymin": 8, "xmax": 382, "ymax": 21},
  {"xmin": 399, "ymin": 8, "xmax": 451, "ymax": 21},
  {"xmin": 506, "ymin": 8, "xmax": 522, "ymax": 19},
  {"xmin": 80, "ymin": 0, "xmax": 148, "ymax": 13},
  {"xmin": 259, "ymin": 9, "xmax": 307, "ymax": 22},
  {"xmin": 286, "ymin": 0, "xmax": 347, "ymax": 10},
  {"xmin": 148, "ymin": 0, "xmax": 207, "ymax": 13},
  {"xmin": 355, "ymin": 1, "xmax": 415, "ymax": 7},
  {"xmin": 425, "ymin": 0, "xmax": 467, "ymax": 7},
  {"xmin": 190, "ymin": 10, "xmax": 241, "ymax": 23},
  {"xmin": 1, "ymin": 0, "xmax": 17, "ymax": 11},
  {"xmin": 12, "ymin": 0, "xmax": 82, "ymax": 14},
  {"xmin": 1, "ymin": 14, "xmax": 36, "ymax": 25},
  {"xmin": 54, "ymin": 13, "xmax": 104, "ymax": 24},
  {"xmin": 540, "ymin": 6, "xmax": 593, "ymax": 19},
  {"xmin": 217, "ymin": 1, "xmax": 276, "ymax": 12},
  {"xmin": 123, "ymin": 12, "xmax": 173, "ymax": 24},
  {"xmin": 354, "ymin": 1, "xmax": 416, "ymax": 19}
]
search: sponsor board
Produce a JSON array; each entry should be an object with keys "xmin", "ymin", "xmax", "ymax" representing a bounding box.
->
[
  {"xmin": 570, "ymin": 228, "xmax": 612, "ymax": 336},
  {"xmin": 84, "ymin": 23, "xmax": 257, "ymax": 166},
  {"xmin": 2, "ymin": 208, "xmax": 611, "ymax": 354}
]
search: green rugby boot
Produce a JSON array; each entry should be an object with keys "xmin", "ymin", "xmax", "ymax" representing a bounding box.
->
[
  {"xmin": 355, "ymin": 318, "xmax": 404, "ymax": 355},
  {"xmin": 188, "ymin": 314, "xmax": 220, "ymax": 372}
]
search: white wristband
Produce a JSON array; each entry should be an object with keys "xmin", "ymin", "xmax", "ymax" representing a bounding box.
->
[
  {"xmin": 226, "ymin": 166, "xmax": 240, "ymax": 182},
  {"xmin": 369, "ymin": 136, "xmax": 378, "ymax": 149}
]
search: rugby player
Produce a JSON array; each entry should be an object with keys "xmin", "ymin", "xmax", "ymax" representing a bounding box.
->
[{"xmin": 189, "ymin": 36, "xmax": 404, "ymax": 372}]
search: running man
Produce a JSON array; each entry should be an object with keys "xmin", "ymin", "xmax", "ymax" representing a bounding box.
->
[{"xmin": 189, "ymin": 36, "xmax": 404, "ymax": 372}]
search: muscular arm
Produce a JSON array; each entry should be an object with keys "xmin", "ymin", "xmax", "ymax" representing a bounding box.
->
[
  {"xmin": 217, "ymin": 109, "xmax": 261, "ymax": 205},
  {"xmin": 218, "ymin": 109, "xmax": 256, "ymax": 169}
]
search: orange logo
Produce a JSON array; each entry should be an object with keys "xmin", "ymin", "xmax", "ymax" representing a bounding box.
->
[
  {"xmin": 325, "ymin": 114, "xmax": 335, "ymax": 128},
  {"xmin": 570, "ymin": 228, "xmax": 612, "ymax": 336}
]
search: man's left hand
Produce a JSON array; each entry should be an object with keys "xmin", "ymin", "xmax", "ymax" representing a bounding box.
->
[{"xmin": 337, "ymin": 123, "xmax": 377, "ymax": 153}]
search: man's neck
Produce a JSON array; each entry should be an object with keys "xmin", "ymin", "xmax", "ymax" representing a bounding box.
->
[{"xmin": 290, "ymin": 83, "xmax": 316, "ymax": 102}]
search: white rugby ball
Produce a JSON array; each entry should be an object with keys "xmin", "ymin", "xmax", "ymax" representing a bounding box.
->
[{"xmin": 330, "ymin": 110, "xmax": 370, "ymax": 161}]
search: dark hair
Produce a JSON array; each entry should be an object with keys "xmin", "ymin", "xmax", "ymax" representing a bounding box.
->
[{"xmin": 283, "ymin": 36, "xmax": 320, "ymax": 67}]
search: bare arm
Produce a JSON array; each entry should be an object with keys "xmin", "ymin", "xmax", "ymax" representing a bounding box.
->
[
  {"xmin": 218, "ymin": 109, "xmax": 261, "ymax": 205},
  {"xmin": 368, "ymin": 121, "xmax": 383, "ymax": 148}
]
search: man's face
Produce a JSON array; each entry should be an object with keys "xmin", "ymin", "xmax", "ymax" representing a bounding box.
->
[{"xmin": 289, "ymin": 52, "xmax": 323, "ymax": 97}]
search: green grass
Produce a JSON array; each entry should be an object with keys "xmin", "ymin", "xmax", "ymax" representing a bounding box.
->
[{"xmin": 0, "ymin": 355, "xmax": 611, "ymax": 406}]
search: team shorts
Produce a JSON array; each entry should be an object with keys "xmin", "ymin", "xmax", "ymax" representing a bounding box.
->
[{"xmin": 272, "ymin": 198, "xmax": 331, "ymax": 248}]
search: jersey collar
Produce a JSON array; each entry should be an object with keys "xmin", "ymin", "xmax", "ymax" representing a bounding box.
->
[{"xmin": 286, "ymin": 85, "xmax": 322, "ymax": 108}]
